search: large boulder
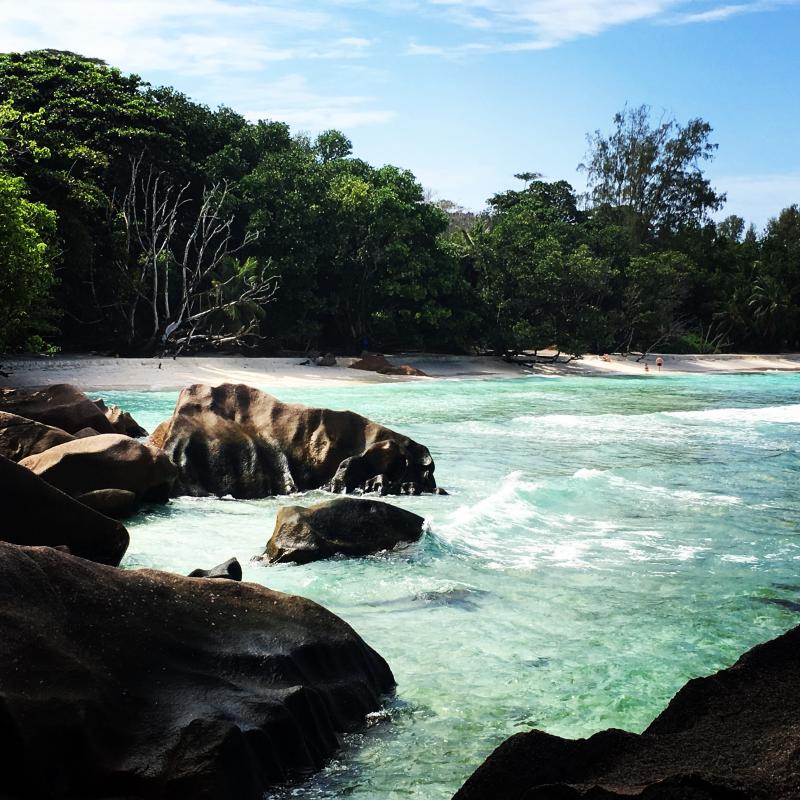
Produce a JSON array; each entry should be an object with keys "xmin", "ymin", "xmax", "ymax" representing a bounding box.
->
[
  {"xmin": 94, "ymin": 397, "xmax": 149, "ymax": 437},
  {"xmin": 0, "ymin": 410, "xmax": 75, "ymax": 461},
  {"xmin": 453, "ymin": 625, "xmax": 800, "ymax": 800},
  {"xmin": 153, "ymin": 383, "xmax": 438, "ymax": 498},
  {"xmin": 0, "ymin": 384, "xmax": 115, "ymax": 434},
  {"xmin": 261, "ymin": 497, "xmax": 426, "ymax": 564},
  {"xmin": 0, "ymin": 543, "xmax": 394, "ymax": 800},
  {"xmin": 0, "ymin": 455, "xmax": 129, "ymax": 565},
  {"xmin": 19, "ymin": 433, "xmax": 177, "ymax": 503},
  {"xmin": 350, "ymin": 352, "xmax": 428, "ymax": 377}
]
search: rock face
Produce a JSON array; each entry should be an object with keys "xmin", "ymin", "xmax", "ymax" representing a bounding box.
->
[
  {"xmin": 262, "ymin": 498, "xmax": 426, "ymax": 564},
  {"xmin": 0, "ymin": 410, "xmax": 75, "ymax": 461},
  {"xmin": 0, "ymin": 455, "xmax": 129, "ymax": 565},
  {"xmin": 0, "ymin": 384, "xmax": 115, "ymax": 434},
  {"xmin": 350, "ymin": 352, "xmax": 428, "ymax": 377},
  {"xmin": 154, "ymin": 383, "xmax": 438, "ymax": 498},
  {"xmin": 95, "ymin": 397, "xmax": 149, "ymax": 437},
  {"xmin": 453, "ymin": 625, "xmax": 800, "ymax": 800},
  {"xmin": 188, "ymin": 557, "xmax": 243, "ymax": 581},
  {"xmin": 0, "ymin": 543, "xmax": 394, "ymax": 800},
  {"xmin": 19, "ymin": 433, "xmax": 177, "ymax": 503}
]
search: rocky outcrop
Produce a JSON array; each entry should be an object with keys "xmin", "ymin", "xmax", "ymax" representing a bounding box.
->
[
  {"xmin": 188, "ymin": 557, "xmax": 243, "ymax": 581},
  {"xmin": 0, "ymin": 384, "xmax": 115, "ymax": 434},
  {"xmin": 0, "ymin": 455, "xmax": 129, "ymax": 565},
  {"xmin": 453, "ymin": 625, "xmax": 800, "ymax": 800},
  {"xmin": 0, "ymin": 543, "xmax": 394, "ymax": 800},
  {"xmin": 19, "ymin": 433, "xmax": 177, "ymax": 504},
  {"xmin": 0, "ymin": 410, "xmax": 75, "ymax": 461},
  {"xmin": 95, "ymin": 397, "xmax": 149, "ymax": 437},
  {"xmin": 261, "ymin": 498, "xmax": 425, "ymax": 564},
  {"xmin": 350, "ymin": 352, "xmax": 428, "ymax": 377},
  {"xmin": 154, "ymin": 383, "xmax": 438, "ymax": 498}
]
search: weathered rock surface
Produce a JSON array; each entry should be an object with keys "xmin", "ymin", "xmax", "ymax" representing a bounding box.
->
[
  {"xmin": 0, "ymin": 410, "xmax": 75, "ymax": 461},
  {"xmin": 453, "ymin": 625, "xmax": 800, "ymax": 800},
  {"xmin": 188, "ymin": 556, "xmax": 243, "ymax": 581},
  {"xmin": 0, "ymin": 384, "xmax": 115, "ymax": 434},
  {"xmin": 350, "ymin": 352, "xmax": 428, "ymax": 377},
  {"xmin": 0, "ymin": 455, "xmax": 129, "ymax": 565},
  {"xmin": 0, "ymin": 543, "xmax": 394, "ymax": 800},
  {"xmin": 20, "ymin": 433, "xmax": 177, "ymax": 503},
  {"xmin": 95, "ymin": 397, "xmax": 149, "ymax": 437},
  {"xmin": 77, "ymin": 488, "xmax": 138, "ymax": 519},
  {"xmin": 154, "ymin": 383, "xmax": 438, "ymax": 498},
  {"xmin": 262, "ymin": 498, "xmax": 425, "ymax": 564}
]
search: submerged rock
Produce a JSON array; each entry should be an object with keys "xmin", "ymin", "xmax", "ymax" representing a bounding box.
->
[
  {"xmin": 95, "ymin": 397, "xmax": 149, "ymax": 437},
  {"xmin": 153, "ymin": 383, "xmax": 438, "ymax": 498},
  {"xmin": 0, "ymin": 410, "xmax": 75, "ymax": 461},
  {"xmin": 0, "ymin": 543, "xmax": 394, "ymax": 800},
  {"xmin": 453, "ymin": 625, "xmax": 800, "ymax": 800},
  {"xmin": 0, "ymin": 455, "xmax": 129, "ymax": 565},
  {"xmin": 19, "ymin": 433, "xmax": 177, "ymax": 504},
  {"xmin": 188, "ymin": 557, "xmax": 243, "ymax": 581},
  {"xmin": 349, "ymin": 352, "xmax": 428, "ymax": 377},
  {"xmin": 261, "ymin": 497, "xmax": 425, "ymax": 565},
  {"xmin": 0, "ymin": 384, "xmax": 115, "ymax": 434}
]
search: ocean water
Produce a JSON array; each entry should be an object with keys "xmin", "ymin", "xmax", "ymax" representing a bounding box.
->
[{"xmin": 104, "ymin": 373, "xmax": 800, "ymax": 799}]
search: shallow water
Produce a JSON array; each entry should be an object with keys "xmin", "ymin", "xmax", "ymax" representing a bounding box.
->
[{"xmin": 105, "ymin": 373, "xmax": 800, "ymax": 799}]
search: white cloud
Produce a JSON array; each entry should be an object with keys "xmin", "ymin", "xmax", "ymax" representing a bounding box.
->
[{"xmin": 241, "ymin": 74, "xmax": 395, "ymax": 131}]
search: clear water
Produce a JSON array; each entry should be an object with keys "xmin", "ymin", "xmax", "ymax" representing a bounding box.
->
[{"xmin": 104, "ymin": 373, "xmax": 800, "ymax": 799}]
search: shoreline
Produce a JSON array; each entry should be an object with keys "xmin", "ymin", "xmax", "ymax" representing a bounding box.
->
[{"xmin": 1, "ymin": 352, "xmax": 800, "ymax": 391}]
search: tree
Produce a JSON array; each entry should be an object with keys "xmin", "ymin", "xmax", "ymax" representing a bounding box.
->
[
  {"xmin": 581, "ymin": 105, "xmax": 725, "ymax": 245},
  {"xmin": 109, "ymin": 157, "xmax": 276, "ymax": 354},
  {"xmin": 0, "ymin": 173, "xmax": 57, "ymax": 351}
]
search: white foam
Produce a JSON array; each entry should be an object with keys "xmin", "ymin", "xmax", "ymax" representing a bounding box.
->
[{"xmin": 665, "ymin": 404, "xmax": 800, "ymax": 424}]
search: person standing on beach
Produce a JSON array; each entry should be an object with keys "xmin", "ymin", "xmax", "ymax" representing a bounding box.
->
[{"xmin": 656, "ymin": 356, "xmax": 664, "ymax": 372}]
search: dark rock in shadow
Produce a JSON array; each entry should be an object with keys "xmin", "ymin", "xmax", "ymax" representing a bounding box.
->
[
  {"xmin": 151, "ymin": 383, "xmax": 438, "ymax": 498},
  {"xmin": 0, "ymin": 410, "xmax": 75, "ymax": 461},
  {"xmin": 0, "ymin": 543, "xmax": 394, "ymax": 800},
  {"xmin": 188, "ymin": 556, "xmax": 243, "ymax": 581},
  {"xmin": 453, "ymin": 625, "xmax": 800, "ymax": 800},
  {"xmin": 0, "ymin": 455, "xmax": 129, "ymax": 565},
  {"xmin": 0, "ymin": 384, "xmax": 115, "ymax": 434},
  {"xmin": 260, "ymin": 497, "xmax": 425, "ymax": 565},
  {"xmin": 77, "ymin": 488, "xmax": 138, "ymax": 519},
  {"xmin": 94, "ymin": 397, "xmax": 149, "ymax": 437}
]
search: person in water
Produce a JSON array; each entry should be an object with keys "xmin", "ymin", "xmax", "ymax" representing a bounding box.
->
[{"xmin": 656, "ymin": 356, "xmax": 664, "ymax": 372}]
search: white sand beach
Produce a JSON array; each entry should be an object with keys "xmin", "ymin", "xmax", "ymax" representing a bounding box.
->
[{"xmin": 2, "ymin": 352, "xmax": 800, "ymax": 391}]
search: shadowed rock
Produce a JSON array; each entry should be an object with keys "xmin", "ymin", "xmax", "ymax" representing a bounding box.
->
[
  {"xmin": 152, "ymin": 383, "xmax": 438, "ymax": 498},
  {"xmin": 0, "ymin": 384, "xmax": 115, "ymax": 434},
  {"xmin": 20, "ymin": 433, "xmax": 177, "ymax": 504},
  {"xmin": 188, "ymin": 557, "xmax": 243, "ymax": 581},
  {"xmin": 77, "ymin": 488, "xmax": 138, "ymax": 519},
  {"xmin": 261, "ymin": 497, "xmax": 425, "ymax": 565},
  {"xmin": 95, "ymin": 397, "xmax": 149, "ymax": 437},
  {"xmin": 0, "ymin": 410, "xmax": 75, "ymax": 461},
  {"xmin": 350, "ymin": 352, "xmax": 427, "ymax": 377},
  {"xmin": 453, "ymin": 625, "xmax": 800, "ymax": 800},
  {"xmin": 0, "ymin": 543, "xmax": 394, "ymax": 800},
  {"xmin": 0, "ymin": 455, "xmax": 129, "ymax": 565}
]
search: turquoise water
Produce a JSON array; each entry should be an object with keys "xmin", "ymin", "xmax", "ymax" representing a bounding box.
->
[{"xmin": 106, "ymin": 373, "xmax": 800, "ymax": 799}]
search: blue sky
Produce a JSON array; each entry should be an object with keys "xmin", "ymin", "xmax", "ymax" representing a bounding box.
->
[{"xmin": 2, "ymin": 0, "xmax": 799, "ymax": 227}]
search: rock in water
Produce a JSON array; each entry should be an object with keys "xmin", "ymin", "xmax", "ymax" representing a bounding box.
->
[
  {"xmin": 0, "ymin": 543, "xmax": 394, "ymax": 800},
  {"xmin": 188, "ymin": 557, "xmax": 243, "ymax": 581},
  {"xmin": 0, "ymin": 455, "xmax": 129, "ymax": 565},
  {"xmin": 19, "ymin": 434, "xmax": 177, "ymax": 504},
  {"xmin": 453, "ymin": 625, "xmax": 800, "ymax": 800},
  {"xmin": 153, "ymin": 383, "xmax": 438, "ymax": 498},
  {"xmin": 94, "ymin": 397, "xmax": 149, "ymax": 437},
  {"xmin": 261, "ymin": 497, "xmax": 426, "ymax": 564},
  {"xmin": 0, "ymin": 384, "xmax": 115, "ymax": 434},
  {"xmin": 0, "ymin": 410, "xmax": 75, "ymax": 461},
  {"xmin": 76, "ymin": 488, "xmax": 138, "ymax": 519}
]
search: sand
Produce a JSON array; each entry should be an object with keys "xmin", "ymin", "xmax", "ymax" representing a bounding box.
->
[{"xmin": 1, "ymin": 352, "xmax": 799, "ymax": 391}]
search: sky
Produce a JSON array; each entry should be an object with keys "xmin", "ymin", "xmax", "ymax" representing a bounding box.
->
[{"xmin": 1, "ymin": 0, "xmax": 799, "ymax": 227}]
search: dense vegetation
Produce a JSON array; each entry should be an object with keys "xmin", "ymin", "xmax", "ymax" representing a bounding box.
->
[{"xmin": 1, "ymin": 50, "xmax": 798, "ymax": 357}]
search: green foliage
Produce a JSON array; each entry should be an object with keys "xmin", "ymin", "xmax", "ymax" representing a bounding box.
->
[{"xmin": 0, "ymin": 172, "xmax": 57, "ymax": 351}]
